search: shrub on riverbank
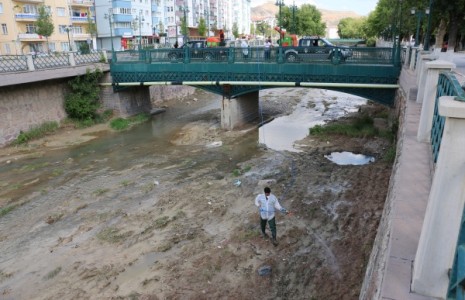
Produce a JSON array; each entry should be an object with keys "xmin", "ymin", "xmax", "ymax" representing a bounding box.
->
[
  {"xmin": 13, "ymin": 121, "xmax": 59, "ymax": 145},
  {"xmin": 110, "ymin": 113, "xmax": 150, "ymax": 131},
  {"xmin": 64, "ymin": 69, "xmax": 103, "ymax": 121}
]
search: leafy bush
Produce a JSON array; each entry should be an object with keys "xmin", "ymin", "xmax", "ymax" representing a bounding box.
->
[
  {"xmin": 64, "ymin": 69, "xmax": 103, "ymax": 121},
  {"xmin": 110, "ymin": 113, "xmax": 150, "ymax": 131},
  {"xmin": 110, "ymin": 118, "xmax": 130, "ymax": 130}
]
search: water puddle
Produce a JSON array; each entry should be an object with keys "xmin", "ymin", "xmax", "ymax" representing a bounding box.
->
[
  {"xmin": 259, "ymin": 89, "xmax": 367, "ymax": 152},
  {"xmin": 324, "ymin": 152, "xmax": 375, "ymax": 165}
]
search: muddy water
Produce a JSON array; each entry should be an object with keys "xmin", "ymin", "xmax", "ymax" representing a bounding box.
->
[
  {"xmin": 0, "ymin": 89, "xmax": 366, "ymax": 204},
  {"xmin": 260, "ymin": 89, "xmax": 367, "ymax": 152}
]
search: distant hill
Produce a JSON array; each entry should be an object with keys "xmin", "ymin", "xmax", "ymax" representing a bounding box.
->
[{"xmin": 251, "ymin": 1, "xmax": 362, "ymax": 38}]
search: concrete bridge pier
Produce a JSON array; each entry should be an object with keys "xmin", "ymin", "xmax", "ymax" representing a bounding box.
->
[
  {"xmin": 417, "ymin": 60, "xmax": 455, "ymax": 142},
  {"xmin": 221, "ymin": 91, "xmax": 259, "ymax": 130},
  {"xmin": 100, "ymin": 73, "xmax": 151, "ymax": 117},
  {"xmin": 412, "ymin": 95, "xmax": 465, "ymax": 298}
]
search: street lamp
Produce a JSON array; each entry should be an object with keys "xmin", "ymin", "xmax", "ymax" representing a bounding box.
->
[
  {"xmin": 204, "ymin": 8, "xmax": 210, "ymax": 37},
  {"xmin": 104, "ymin": 10, "xmax": 114, "ymax": 52},
  {"xmin": 135, "ymin": 12, "xmax": 144, "ymax": 50},
  {"xmin": 291, "ymin": 1, "xmax": 297, "ymax": 34},
  {"xmin": 179, "ymin": 6, "xmax": 189, "ymax": 43},
  {"xmin": 65, "ymin": 26, "xmax": 72, "ymax": 51},
  {"xmin": 410, "ymin": 7, "xmax": 429, "ymax": 47},
  {"xmin": 424, "ymin": 0, "xmax": 433, "ymax": 51},
  {"xmin": 275, "ymin": 0, "xmax": 284, "ymax": 32}
]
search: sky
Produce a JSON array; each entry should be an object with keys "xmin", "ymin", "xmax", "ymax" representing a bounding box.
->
[{"xmin": 252, "ymin": 0, "xmax": 379, "ymax": 16}]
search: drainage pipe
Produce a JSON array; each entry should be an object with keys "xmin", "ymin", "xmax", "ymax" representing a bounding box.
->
[{"xmin": 100, "ymin": 81, "xmax": 399, "ymax": 89}]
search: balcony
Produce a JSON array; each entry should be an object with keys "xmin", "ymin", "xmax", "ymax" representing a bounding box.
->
[
  {"xmin": 15, "ymin": 13, "xmax": 39, "ymax": 21},
  {"xmin": 73, "ymin": 33, "xmax": 92, "ymax": 40},
  {"xmin": 12, "ymin": 0, "xmax": 44, "ymax": 3},
  {"xmin": 18, "ymin": 33, "xmax": 45, "ymax": 41},
  {"xmin": 69, "ymin": 0, "xmax": 94, "ymax": 7},
  {"xmin": 71, "ymin": 16, "xmax": 95, "ymax": 23}
]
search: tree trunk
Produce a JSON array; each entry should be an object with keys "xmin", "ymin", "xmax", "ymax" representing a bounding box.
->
[
  {"xmin": 434, "ymin": 19, "xmax": 447, "ymax": 50},
  {"xmin": 447, "ymin": 11, "xmax": 464, "ymax": 51}
]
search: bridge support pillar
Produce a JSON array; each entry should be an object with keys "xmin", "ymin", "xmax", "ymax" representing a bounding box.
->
[
  {"xmin": 404, "ymin": 46, "xmax": 411, "ymax": 67},
  {"xmin": 417, "ymin": 60, "xmax": 455, "ymax": 142},
  {"xmin": 409, "ymin": 48, "xmax": 418, "ymax": 71},
  {"xmin": 416, "ymin": 55, "xmax": 436, "ymax": 103},
  {"xmin": 412, "ymin": 96, "xmax": 465, "ymax": 298},
  {"xmin": 100, "ymin": 73, "xmax": 151, "ymax": 117},
  {"xmin": 221, "ymin": 91, "xmax": 259, "ymax": 130}
]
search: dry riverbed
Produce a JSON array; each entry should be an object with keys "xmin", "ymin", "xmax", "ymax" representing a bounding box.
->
[{"xmin": 0, "ymin": 88, "xmax": 394, "ymax": 299}]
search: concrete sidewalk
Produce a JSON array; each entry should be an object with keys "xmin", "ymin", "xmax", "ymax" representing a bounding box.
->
[{"xmin": 378, "ymin": 67, "xmax": 436, "ymax": 300}]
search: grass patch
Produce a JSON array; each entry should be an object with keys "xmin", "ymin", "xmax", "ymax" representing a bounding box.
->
[
  {"xmin": 0, "ymin": 205, "xmax": 18, "ymax": 218},
  {"xmin": 12, "ymin": 121, "xmax": 59, "ymax": 145},
  {"xmin": 110, "ymin": 113, "xmax": 150, "ymax": 131},
  {"xmin": 310, "ymin": 114, "xmax": 378, "ymax": 138},
  {"xmin": 383, "ymin": 145, "xmax": 397, "ymax": 163},
  {"xmin": 232, "ymin": 165, "xmax": 252, "ymax": 177},
  {"xmin": 43, "ymin": 266, "xmax": 62, "ymax": 280},
  {"xmin": 153, "ymin": 216, "xmax": 170, "ymax": 229},
  {"xmin": 96, "ymin": 227, "xmax": 131, "ymax": 243},
  {"xmin": 93, "ymin": 188, "xmax": 109, "ymax": 196}
]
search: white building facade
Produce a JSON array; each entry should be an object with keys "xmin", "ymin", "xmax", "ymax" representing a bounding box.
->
[{"xmin": 94, "ymin": 0, "xmax": 250, "ymax": 49}]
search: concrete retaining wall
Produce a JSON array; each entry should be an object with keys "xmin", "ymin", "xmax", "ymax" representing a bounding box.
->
[
  {"xmin": 359, "ymin": 84, "xmax": 407, "ymax": 300},
  {"xmin": 0, "ymin": 80, "xmax": 68, "ymax": 147},
  {"xmin": 0, "ymin": 72, "xmax": 197, "ymax": 147}
]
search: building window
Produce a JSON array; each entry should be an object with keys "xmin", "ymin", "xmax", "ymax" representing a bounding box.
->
[
  {"xmin": 1, "ymin": 24, "xmax": 7, "ymax": 35},
  {"xmin": 61, "ymin": 42, "xmax": 70, "ymax": 51},
  {"xmin": 26, "ymin": 24, "xmax": 36, "ymax": 33},
  {"xmin": 48, "ymin": 42, "xmax": 55, "ymax": 51},
  {"xmin": 59, "ymin": 25, "xmax": 68, "ymax": 34},
  {"xmin": 73, "ymin": 26, "xmax": 82, "ymax": 34},
  {"xmin": 0, "ymin": 3, "xmax": 3, "ymax": 14},
  {"xmin": 56, "ymin": 7, "xmax": 66, "ymax": 17},
  {"xmin": 4, "ymin": 43, "xmax": 11, "ymax": 54},
  {"xmin": 23, "ymin": 5, "xmax": 38, "ymax": 14}
]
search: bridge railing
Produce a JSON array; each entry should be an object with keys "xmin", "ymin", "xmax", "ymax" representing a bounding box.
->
[
  {"xmin": 112, "ymin": 46, "xmax": 397, "ymax": 65},
  {"xmin": 431, "ymin": 72, "xmax": 465, "ymax": 300},
  {"xmin": 0, "ymin": 51, "xmax": 107, "ymax": 73},
  {"xmin": 0, "ymin": 55, "xmax": 28, "ymax": 73},
  {"xmin": 431, "ymin": 72, "xmax": 465, "ymax": 162}
]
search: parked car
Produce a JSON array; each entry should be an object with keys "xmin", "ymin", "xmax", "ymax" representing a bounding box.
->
[
  {"xmin": 283, "ymin": 36, "xmax": 353, "ymax": 63},
  {"xmin": 167, "ymin": 40, "xmax": 229, "ymax": 61}
]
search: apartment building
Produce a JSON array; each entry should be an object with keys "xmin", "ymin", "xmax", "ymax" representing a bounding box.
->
[
  {"xmin": 0, "ymin": 0, "xmax": 250, "ymax": 54},
  {"xmin": 95, "ymin": 0, "xmax": 250, "ymax": 50},
  {"xmin": 0, "ymin": 0, "xmax": 96, "ymax": 55}
]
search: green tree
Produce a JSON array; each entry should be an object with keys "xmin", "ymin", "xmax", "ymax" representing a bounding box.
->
[
  {"xmin": 295, "ymin": 4, "xmax": 325, "ymax": 36},
  {"xmin": 256, "ymin": 21, "xmax": 271, "ymax": 37},
  {"xmin": 198, "ymin": 17, "xmax": 207, "ymax": 37},
  {"xmin": 35, "ymin": 5, "xmax": 54, "ymax": 52},
  {"xmin": 338, "ymin": 17, "xmax": 367, "ymax": 38},
  {"xmin": 232, "ymin": 22, "xmax": 239, "ymax": 38},
  {"xmin": 435, "ymin": 0, "xmax": 465, "ymax": 50},
  {"xmin": 181, "ymin": 17, "xmax": 188, "ymax": 37}
]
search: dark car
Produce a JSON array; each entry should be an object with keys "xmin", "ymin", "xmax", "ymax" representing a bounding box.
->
[
  {"xmin": 283, "ymin": 37, "xmax": 353, "ymax": 63},
  {"xmin": 167, "ymin": 40, "xmax": 229, "ymax": 62}
]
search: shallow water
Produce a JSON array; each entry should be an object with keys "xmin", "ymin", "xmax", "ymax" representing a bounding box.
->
[
  {"xmin": 259, "ymin": 89, "xmax": 367, "ymax": 152},
  {"xmin": 0, "ymin": 89, "xmax": 367, "ymax": 203},
  {"xmin": 324, "ymin": 151, "xmax": 375, "ymax": 165}
]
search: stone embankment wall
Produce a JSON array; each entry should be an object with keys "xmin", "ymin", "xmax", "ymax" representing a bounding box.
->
[
  {"xmin": 0, "ymin": 73, "xmax": 196, "ymax": 147},
  {"xmin": 359, "ymin": 86, "xmax": 407, "ymax": 299},
  {"xmin": 0, "ymin": 80, "xmax": 68, "ymax": 147}
]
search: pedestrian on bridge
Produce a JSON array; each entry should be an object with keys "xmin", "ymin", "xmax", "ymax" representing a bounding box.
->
[
  {"xmin": 255, "ymin": 187, "xmax": 289, "ymax": 246},
  {"xmin": 241, "ymin": 37, "xmax": 249, "ymax": 60},
  {"xmin": 264, "ymin": 36, "xmax": 272, "ymax": 61}
]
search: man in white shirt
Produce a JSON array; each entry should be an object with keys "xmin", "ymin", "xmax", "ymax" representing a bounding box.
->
[{"xmin": 255, "ymin": 187, "xmax": 289, "ymax": 246}]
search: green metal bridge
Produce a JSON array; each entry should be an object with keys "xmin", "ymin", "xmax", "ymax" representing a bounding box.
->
[{"xmin": 109, "ymin": 45, "xmax": 402, "ymax": 106}]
